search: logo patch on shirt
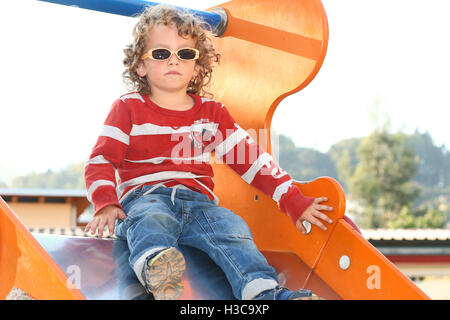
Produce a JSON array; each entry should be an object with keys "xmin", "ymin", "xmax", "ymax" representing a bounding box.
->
[
  {"xmin": 190, "ymin": 119, "xmax": 216, "ymax": 151},
  {"xmin": 190, "ymin": 128, "xmax": 215, "ymax": 151}
]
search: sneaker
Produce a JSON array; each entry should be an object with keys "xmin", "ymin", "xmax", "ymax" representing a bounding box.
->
[
  {"xmin": 287, "ymin": 288, "xmax": 324, "ymax": 300},
  {"xmin": 253, "ymin": 286, "xmax": 324, "ymax": 300},
  {"xmin": 142, "ymin": 247, "xmax": 186, "ymax": 300}
]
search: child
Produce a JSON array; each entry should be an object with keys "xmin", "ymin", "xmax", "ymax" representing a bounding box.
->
[{"xmin": 84, "ymin": 4, "xmax": 333, "ymax": 300}]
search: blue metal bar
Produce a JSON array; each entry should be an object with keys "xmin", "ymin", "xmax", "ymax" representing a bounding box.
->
[{"xmin": 38, "ymin": 0, "xmax": 227, "ymax": 36}]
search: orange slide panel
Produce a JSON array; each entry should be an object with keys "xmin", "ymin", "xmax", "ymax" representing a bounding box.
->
[
  {"xmin": 311, "ymin": 219, "xmax": 430, "ymax": 299},
  {"xmin": 0, "ymin": 197, "xmax": 85, "ymax": 300}
]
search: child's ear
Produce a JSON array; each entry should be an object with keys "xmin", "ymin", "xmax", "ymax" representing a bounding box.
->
[{"xmin": 136, "ymin": 61, "xmax": 147, "ymax": 77}]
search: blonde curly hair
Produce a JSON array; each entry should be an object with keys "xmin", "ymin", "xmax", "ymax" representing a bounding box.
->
[{"xmin": 122, "ymin": 4, "xmax": 221, "ymax": 98}]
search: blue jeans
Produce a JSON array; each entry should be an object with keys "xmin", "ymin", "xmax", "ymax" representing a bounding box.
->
[{"xmin": 114, "ymin": 185, "xmax": 279, "ymax": 300}]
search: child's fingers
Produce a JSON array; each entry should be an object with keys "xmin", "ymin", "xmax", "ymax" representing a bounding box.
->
[
  {"xmin": 314, "ymin": 197, "xmax": 328, "ymax": 204},
  {"xmin": 97, "ymin": 218, "xmax": 107, "ymax": 239},
  {"xmin": 84, "ymin": 221, "xmax": 92, "ymax": 233},
  {"xmin": 307, "ymin": 215, "xmax": 327, "ymax": 231},
  {"xmin": 108, "ymin": 218, "xmax": 116, "ymax": 236},
  {"xmin": 118, "ymin": 210, "xmax": 127, "ymax": 221},
  {"xmin": 314, "ymin": 203, "xmax": 333, "ymax": 212},
  {"xmin": 88, "ymin": 218, "xmax": 100, "ymax": 236},
  {"xmin": 314, "ymin": 210, "xmax": 333, "ymax": 224}
]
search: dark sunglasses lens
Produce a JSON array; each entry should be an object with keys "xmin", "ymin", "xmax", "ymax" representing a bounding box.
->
[
  {"xmin": 177, "ymin": 49, "xmax": 197, "ymax": 60},
  {"xmin": 152, "ymin": 49, "xmax": 171, "ymax": 60}
]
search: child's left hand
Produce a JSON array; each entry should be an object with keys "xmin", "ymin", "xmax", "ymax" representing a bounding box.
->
[{"xmin": 295, "ymin": 197, "xmax": 334, "ymax": 234}]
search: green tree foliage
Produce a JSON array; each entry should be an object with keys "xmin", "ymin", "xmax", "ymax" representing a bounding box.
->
[
  {"xmin": 444, "ymin": 152, "xmax": 450, "ymax": 187},
  {"xmin": 328, "ymin": 138, "xmax": 361, "ymax": 170},
  {"xmin": 276, "ymin": 134, "xmax": 338, "ymax": 182},
  {"xmin": 11, "ymin": 163, "xmax": 85, "ymax": 190},
  {"xmin": 349, "ymin": 129, "xmax": 422, "ymax": 227},
  {"xmin": 348, "ymin": 129, "xmax": 447, "ymax": 228},
  {"xmin": 405, "ymin": 130, "xmax": 446, "ymax": 187},
  {"xmin": 388, "ymin": 205, "xmax": 446, "ymax": 229},
  {"xmin": 327, "ymin": 138, "xmax": 362, "ymax": 192},
  {"xmin": 276, "ymin": 131, "xmax": 447, "ymax": 228},
  {"xmin": 295, "ymin": 148, "xmax": 338, "ymax": 181},
  {"xmin": 352, "ymin": 130, "xmax": 419, "ymax": 209}
]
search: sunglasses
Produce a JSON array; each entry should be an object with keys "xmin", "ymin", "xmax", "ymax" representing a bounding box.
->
[{"xmin": 141, "ymin": 47, "xmax": 200, "ymax": 61}]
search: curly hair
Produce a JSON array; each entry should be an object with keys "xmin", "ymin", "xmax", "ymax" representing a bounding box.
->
[{"xmin": 122, "ymin": 4, "xmax": 221, "ymax": 98}]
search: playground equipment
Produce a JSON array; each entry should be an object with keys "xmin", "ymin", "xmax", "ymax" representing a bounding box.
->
[{"xmin": 0, "ymin": 0, "xmax": 429, "ymax": 299}]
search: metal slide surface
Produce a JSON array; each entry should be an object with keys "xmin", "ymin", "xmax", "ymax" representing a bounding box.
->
[
  {"xmin": 32, "ymin": 233, "xmax": 235, "ymax": 300},
  {"xmin": 30, "ymin": 233, "xmax": 342, "ymax": 300}
]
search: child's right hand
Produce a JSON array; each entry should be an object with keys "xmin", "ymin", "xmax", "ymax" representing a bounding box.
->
[
  {"xmin": 295, "ymin": 197, "xmax": 333, "ymax": 234},
  {"xmin": 84, "ymin": 205, "xmax": 126, "ymax": 239}
]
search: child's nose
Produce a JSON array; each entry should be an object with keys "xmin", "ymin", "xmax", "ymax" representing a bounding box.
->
[{"xmin": 168, "ymin": 52, "xmax": 179, "ymax": 65}]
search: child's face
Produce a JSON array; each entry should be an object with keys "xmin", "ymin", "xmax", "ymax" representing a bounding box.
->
[{"xmin": 136, "ymin": 23, "xmax": 198, "ymax": 96}]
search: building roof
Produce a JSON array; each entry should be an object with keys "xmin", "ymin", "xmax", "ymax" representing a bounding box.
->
[
  {"xmin": 28, "ymin": 226, "xmax": 114, "ymax": 239},
  {"xmin": 361, "ymin": 229, "xmax": 450, "ymax": 259},
  {"xmin": 361, "ymin": 229, "xmax": 450, "ymax": 241},
  {"xmin": 0, "ymin": 188, "xmax": 87, "ymax": 198}
]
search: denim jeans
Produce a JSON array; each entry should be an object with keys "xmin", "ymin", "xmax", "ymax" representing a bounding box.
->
[{"xmin": 114, "ymin": 185, "xmax": 279, "ymax": 300}]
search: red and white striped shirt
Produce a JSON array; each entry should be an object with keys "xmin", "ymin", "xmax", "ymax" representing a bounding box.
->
[{"xmin": 85, "ymin": 92, "xmax": 314, "ymax": 224}]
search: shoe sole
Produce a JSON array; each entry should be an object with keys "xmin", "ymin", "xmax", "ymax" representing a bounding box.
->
[
  {"xmin": 288, "ymin": 289, "xmax": 324, "ymax": 300},
  {"xmin": 294, "ymin": 296, "xmax": 324, "ymax": 300},
  {"xmin": 290, "ymin": 294, "xmax": 324, "ymax": 300},
  {"xmin": 144, "ymin": 247, "xmax": 186, "ymax": 300}
]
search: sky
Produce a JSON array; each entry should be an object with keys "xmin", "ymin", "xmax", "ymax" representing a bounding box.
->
[{"xmin": 1, "ymin": 0, "xmax": 449, "ymax": 185}]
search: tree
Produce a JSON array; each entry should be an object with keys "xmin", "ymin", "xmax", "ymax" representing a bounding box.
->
[
  {"xmin": 350, "ymin": 129, "xmax": 420, "ymax": 227},
  {"xmin": 328, "ymin": 138, "xmax": 361, "ymax": 192},
  {"xmin": 444, "ymin": 152, "xmax": 450, "ymax": 187},
  {"xmin": 276, "ymin": 134, "xmax": 337, "ymax": 182},
  {"xmin": 335, "ymin": 149, "xmax": 353, "ymax": 193},
  {"xmin": 405, "ymin": 130, "xmax": 446, "ymax": 187},
  {"xmin": 11, "ymin": 163, "xmax": 85, "ymax": 189},
  {"xmin": 328, "ymin": 138, "xmax": 361, "ymax": 170},
  {"xmin": 388, "ymin": 205, "xmax": 446, "ymax": 229},
  {"xmin": 274, "ymin": 134, "xmax": 303, "ymax": 179},
  {"xmin": 295, "ymin": 148, "xmax": 338, "ymax": 181}
]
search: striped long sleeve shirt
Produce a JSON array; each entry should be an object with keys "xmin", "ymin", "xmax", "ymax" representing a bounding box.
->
[{"xmin": 84, "ymin": 92, "xmax": 314, "ymax": 224}]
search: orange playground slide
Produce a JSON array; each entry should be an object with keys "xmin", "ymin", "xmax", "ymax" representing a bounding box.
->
[{"xmin": 0, "ymin": 0, "xmax": 429, "ymax": 299}]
